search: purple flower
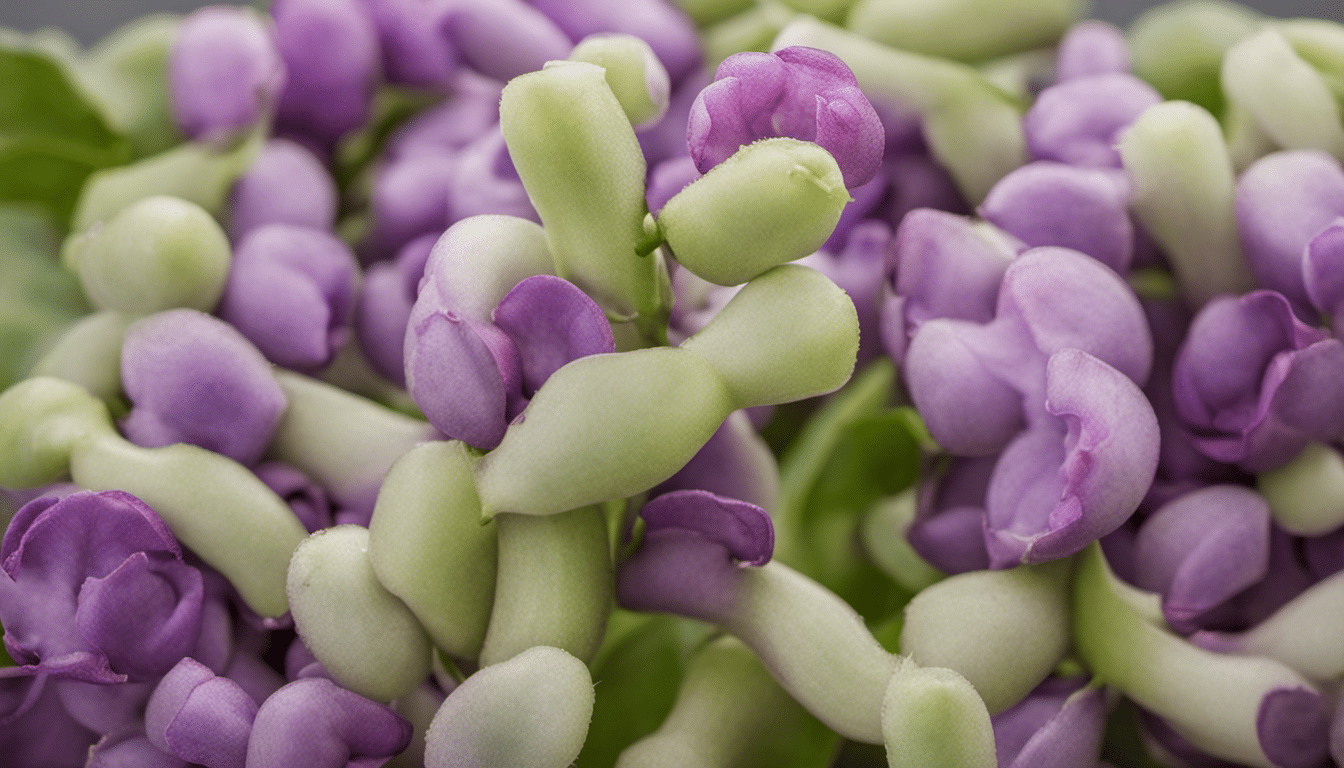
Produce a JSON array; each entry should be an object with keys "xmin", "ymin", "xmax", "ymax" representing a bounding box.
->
[
  {"xmin": 364, "ymin": 152, "xmax": 457, "ymax": 260},
  {"xmin": 253, "ymin": 462, "xmax": 334, "ymax": 533},
  {"xmin": 447, "ymin": 128, "xmax": 538, "ymax": 223},
  {"xmin": 361, "ymin": 0, "xmax": 457, "ymax": 87},
  {"xmin": 1303, "ymin": 219, "xmax": 1344, "ymax": 337},
  {"xmin": 531, "ymin": 0, "xmax": 701, "ymax": 83},
  {"xmin": 800, "ymin": 220, "xmax": 892, "ymax": 365},
  {"xmin": 273, "ymin": 0, "xmax": 381, "ymax": 144},
  {"xmin": 646, "ymin": 155, "xmax": 701, "ymax": 215},
  {"xmin": 655, "ymin": 411, "xmax": 778, "ymax": 512},
  {"xmin": 909, "ymin": 455, "xmax": 996, "ymax": 574},
  {"xmin": 120, "ymin": 309, "xmax": 287, "ymax": 466},
  {"xmin": 441, "ymin": 0, "xmax": 572, "ymax": 83},
  {"xmin": 1, "ymin": 677, "xmax": 97, "ymax": 767},
  {"xmin": 228, "ymin": 138, "xmax": 338, "ymax": 242},
  {"xmin": 1054, "ymin": 21, "xmax": 1130, "ymax": 82},
  {"xmin": 244, "ymin": 677, "xmax": 411, "ymax": 768},
  {"xmin": 688, "ymin": 46, "xmax": 884, "ymax": 188},
  {"xmin": 883, "ymin": 153, "xmax": 971, "ymax": 228},
  {"xmin": 0, "ymin": 491, "xmax": 203, "ymax": 684},
  {"xmin": 218, "ymin": 224, "xmax": 360, "ymax": 372},
  {"xmin": 1025, "ymin": 74, "xmax": 1162, "ymax": 167},
  {"xmin": 169, "ymin": 6, "xmax": 286, "ymax": 142},
  {"xmin": 145, "ymin": 657, "xmax": 257, "ymax": 768},
  {"xmin": 355, "ymin": 232, "xmax": 436, "ymax": 385},
  {"xmin": 87, "ymin": 735, "xmax": 189, "ymax": 768},
  {"xmin": 387, "ymin": 72, "xmax": 503, "ymax": 159},
  {"xmin": 992, "ymin": 678, "xmax": 1107, "ymax": 768},
  {"xmin": 1172, "ymin": 290, "xmax": 1344, "ymax": 471}
]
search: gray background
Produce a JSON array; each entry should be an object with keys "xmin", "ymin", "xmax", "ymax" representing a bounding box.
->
[{"xmin": 1, "ymin": 0, "xmax": 1341, "ymax": 46}]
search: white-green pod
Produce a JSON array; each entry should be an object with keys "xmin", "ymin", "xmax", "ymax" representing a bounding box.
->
[
  {"xmin": 658, "ymin": 139, "xmax": 849, "ymax": 287},
  {"xmin": 385, "ymin": 683, "xmax": 446, "ymax": 768},
  {"xmin": 479, "ymin": 506, "xmax": 613, "ymax": 667},
  {"xmin": 1222, "ymin": 28, "xmax": 1344, "ymax": 159},
  {"xmin": 702, "ymin": 3, "xmax": 798, "ymax": 70},
  {"xmin": 31, "ymin": 310, "xmax": 133, "ymax": 404},
  {"xmin": 1117, "ymin": 101, "xmax": 1256, "ymax": 308},
  {"xmin": 287, "ymin": 525, "xmax": 432, "ymax": 702},
  {"xmin": 62, "ymin": 196, "xmax": 231, "ymax": 314},
  {"xmin": 726, "ymin": 562, "xmax": 897, "ymax": 743},
  {"xmin": 73, "ymin": 13, "xmax": 180, "ymax": 157},
  {"xmin": 881, "ymin": 657, "xmax": 997, "ymax": 768},
  {"xmin": 900, "ymin": 560, "xmax": 1070, "ymax": 713},
  {"xmin": 269, "ymin": 370, "xmax": 437, "ymax": 513},
  {"xmin": 1128, "ymin": 0, "xmax": 1261, "ymax": 113},
  {"xmin": 473, "ymin": 347, "xmax": 733, "ymax": 518},
  {"xmin": 1073, "ymin": 543, "xmax": 1321, "ymax": 768},
  {"xmin": 426, "ymin": 216, "xmax": 555, "ymax": 323},
  {"xmin": 1214, "ymin": 570, "xmax": 1344, "ymax": 681},
  {"xmin": 860, "ymin": 489, "xmax": 946, "ymax": 594},
  {"xmin": 680, "ymin": 264, "xmax": 858, "ymax": 409},
  {"xmin": 569, "ymin": 34, "xmax": 669, "ymax": 128},
  {"xmin": 1257, "ymin": 442, "xmax": 1344, "ymax": 536},
  {"xmin": 368, "ymin": 441, "xmax": 497, "ymax": 660},
  {"xmin": 499, "ymin": 61, "xmax": 661, "ymax": 322},
  {"xmin": 847, "ymin": 0, "xmax": 1084, "ymax": 62},
  {"xmin": 424, "ymin": 646, "xmax": 595, "ymax": 768},
  {"xmin": 72, "ymin": 129, "xmax": 263, "ymax": 231},
  {"xmin": 773, "ymin": 18, "xmax": 1026, "ymax": 203},
  {"xmin": 615, "ymin": 636, "xmax": 836, "ymax": 768},
  {"xmin": 0, "ymin": 376, "xmax": 117, "ymax": 488}
]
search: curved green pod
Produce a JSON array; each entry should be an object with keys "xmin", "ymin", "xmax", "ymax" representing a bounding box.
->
[
  {"xmin": 368, "ymin": 441, "xmax": 498, "ymax": 660},
  {"xmin": 288, "ymin": 525, "xmax": 433, "ymax": 702},
  {"xmin": 658, "ymin": 139, "xmax": 848, "ymax": 287},
  {"xmin": 568, "ymin": 34, "xmax": 669, "ymax": 129},
  {"xmin": 847, "ymin": 0, "xmax": 1084, "ymax": 62},
  {"xmin": 473, "ymin": 347, "xmax": 733, "ymax": 518},
  {"xmin": 0, "ymin": 376, "xmax": 117, "ymax": 488},
  {"xmin": 30, "ymin": 310, "xmax": 134, "ymax": 404},
  {"xmin": 881, "ymin": 657, "xmax": 996, "ymax": 768},
  {"xmin": 1222, "ymin": 28, "xmax": 1344, "ymax": 159},
  {"xmin": 680, "ymin": 264, "xmax": 858, "ymax": 410}
]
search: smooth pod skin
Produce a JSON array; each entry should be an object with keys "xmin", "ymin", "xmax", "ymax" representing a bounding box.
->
[
  {"xmin": 287, "ymin": 525, "xmax": 432, "ymax": 702},
  {"xmin": 847, "ymin": 0, "xmax": 1084, "ymax": 62},
  {"xmin": 0, "ymin": 377, "xmax": 117, "ymax": 488},
  {"xmin": 31, "ymin": 311, "xmax": 134, "ymax": 404},
  {"xmin": 658, "ymin": 139, "xmax": 848, "ymax": 287},
  {"xmin": 424, "ymin": 646, "xmax": 595, "ymax": 768},
  {"xmin": 882, "ymin": 658, "xmax": 997, "ymax": 768},
  {"xmin": 568, "ymin": 34, "xmax": 670, "ymax": 128},
  {"xmin": 368, "ymin": 441, "xmax": 498, "ymax": 660}
]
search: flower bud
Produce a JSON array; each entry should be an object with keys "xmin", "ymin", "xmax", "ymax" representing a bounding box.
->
[{"xmin": 169, "ymin": 7, "xmax": 285, "ymax": 142}]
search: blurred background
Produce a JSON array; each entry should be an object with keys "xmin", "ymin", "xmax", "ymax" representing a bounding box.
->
[{"xmin": 1, "ymin": 0, "xmax": 1340, "ymax": 46}]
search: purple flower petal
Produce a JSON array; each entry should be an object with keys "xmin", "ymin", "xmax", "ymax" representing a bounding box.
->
[
  {"xmin": 885, "ymin": 153, "xmax": 972, "ymax": 227},
  {"xmin": 387, "ymin": 71, "xmax": 503, "ymax": 159},
  {"xmin": 531, "ymin": 0, "xmax": 701, "ymax": 83},
  {"xmin": 1302, "ymin": 219, "xmax": 1344, "ymax": 336},
  {"xmin": 1025, "ymin": 74, "xmax": 1162, "ymax": 167},
  {"xmin": 228, "ymin": 138, "xmax": 338, "ymax": 242},
  {"xmin": 365, "ymin": 152, "xmax": 458, "ymax": 260},
  {"xmin": 363, "ymin": 0, "xmax": 457, "ymax": 87},
  {"xmin": 88, "ymin": 735, "xmax": 188, "ymax": 768},
  {"xmin": 1258, "ymin": 686, "xmax": 1331, "ymax": 768},
  {"xmin": 169, "ymin": 6, "xmax": 286, "ymax": 142},
  {"xmin": 993, "ymin": 678, "xmax": 1107, "ymax": 768},
  {"xmin": 615, "ymin": 528, "xmax": 744, "ymax": 622},
  {"xmin": 822, "ymin": 172, "xmax": 888, "ymax": 254},
  {"xmin": 355, "ymin": 232, "xmax": 437, "ymax": 385},
  {"xmin": 54, "ymin": 678, "xmax": 155, "ymax": 735},
  {"xmin": 1133, "ymin": 485, "xmax": 1271, "ymax": 632},
  {"xmin": 442, "ymin": 0, "xmax": 573, "ymax": 83},
  {"xmin": 146, "ymin": 658, "xmax": 257, "ymax": 768},
  {"xmin": 640, "ymin": 489, "xmax": 773, "ymax": 566},
  {"xmin": 253, "ymin": 462, "xmax": 334, "ymax": 534},
  {"xmin": 646, "ymin": 155, "xmax": 702, "ymax": 215},
  {"xmin": 979, "ymin": 162, "xmax": 1134, "ymax": 273},
  {"xmin": 273, "ymin": 0, "xmax": 381, "ymax": 144},
  {"xmin": 405, "ymin": 309, "xmax": 518, "ymax": 450},
  {"xmin": 120, "ymin": 309, "xmax": 286, "ymax": 466},
  {"xmin": 656, "ymin": 411, "xmax": 778, "ymax": 511},
  {"xmin": 447, "ymin": 128, "xmax": 537, "ymax": 223},
  {"xmin": 492, "ymin": 274, "xmax": 615, "ymax": 395},
  {"xmin": 1055, "ymin": 21, "xmax": 1130, "ymax": 81},
  {"xmin": 908, "ymin": 505, "xmax": 990, "ymax": 575},
  {"xmin": 801, "ymin": 220, "xmax": 891, "ymax": 365},
  {"xmin": 244, "ymin": 677, "xmax": 412, "ymax": 768},
  {"xmin": 1, "ymin": 676, "xmax": 97, "ymax": 766}
]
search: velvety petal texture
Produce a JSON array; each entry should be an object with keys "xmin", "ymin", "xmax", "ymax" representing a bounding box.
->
[
  {"xmin": 273, "ymin": 0, "xmax": 381, "ymax": 143},
  {"xmin": 992, "ymin": 677, "xmax": 1108, "ymax": 768},
  {"xmin": 362, "ymin": 0, "xmax": 458, "ymax": 87},
  {"xmin": 244, "ymin": 677, "xmax": 412, "ymax": 768},
  {"xmin": 1025, "ymin": 74, "xmax": 1162, "ymax": 167},
  {"xmin": 441, "ymin": 0, "xmax": 573, "ymax": 83},
  {"xmin": 365, "ymin": 152, "xmax": 458, "ymax": 260},
  {"xmin": 228, "ymin": 138, "xmax": 338, "ymax": 242},
  {"xmin": 120, "ymin": 308, "xmax": 287, "ymax": 466},
  {"xmin": 169, "ymin": 6, "xmax": 286, "ymax": 141},
  {"xmin": 219, "ymin": 224, "xmax": 361, "ymax": 372},
  {"xmin": 1303, "ymin": 219, "xmax": 1344, "ymax": 337},
  {"xmin": 387, "ymin": 71, "xmax": 502, "ymax": 159},
  {"xmin": 688, "ymin": 46, "xmax": 884, "ymax": 188},
  {"xmin": 447, "ymin": 128, "xmax": 537, "ymax": 224},
  {"xmin": 146, "ymin": 657, "xmax": 257, "ymax": 768},
  {"xmin": 355, "ymin": 232, "xmax": 436, "ymax": 385}
]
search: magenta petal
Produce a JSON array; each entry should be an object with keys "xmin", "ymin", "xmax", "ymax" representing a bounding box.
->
[
  {"xmin": 1133, "ymin": 485, "xmax": 1271, "ymax": 632},
  {"xmin": 1258, "ymin": 686, "xmax": 1331, "ymax": 768},
  {"xmin": 812, "ymin": 85, "xmax": 885, "ymax": 188},
  {"xmin": 1025, "ymin": 74, "xmax": 1161, "ymax": 168},
  {"xmin": 492, "ymin": 274, "xmax": 615, "ymax": 394},
  {"xmin": 147, "ymin": 658, "xmax": 257, "ymax": 768},
  {"xmin": 245, "ymin": 677, "xmax": 412, "ymax": 768},
  {"xmin": 688, "ymin": 76, "xmax": 756, "ymax": 174},
  {"xmin": 641, "ymin": 489, "xmax": 773, "ymax": 566},
  {"xmin": 406, "ymin": 310, "xmax": 513, "ymax": 450}
]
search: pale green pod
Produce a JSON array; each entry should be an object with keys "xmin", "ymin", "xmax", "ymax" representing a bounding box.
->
[
  {"xmin": 427, "ymin": 216, "xmax": 555, "ymax": 323},
  {"xmin": 1073, "ymin": 543, "xmax": 1318, "ymax": 768},
  {"xmin": 670, "ymin": 0, "xmax": 755, "ymax": 27},
  {"xmin": 288, "ymin": 525, "xmax": 432, "ymax": 702},
  {"xmin": 900, "ymin": 560, "xmax": 1070, "ymax": 713},
  {"xmin": 680, "ymin": 264, "xmax": 858, "ymax": 409},
  {"xmin": 473, "ymin": 347, "xmax": 733, "ymax": 518},
  {"xmin": 385, "ymin": 683, "xmax": 446, "ymax": 768},
  {"xmin": 1225, "ymin": 570, "xmax": 1344, "ymax": 680},
  {"xmin": 702, "ymin": 3, "xmax": 799, "ymax": 70},
  {"xmin": 1278, "ymin": 18, "xmax": 1344, "ymax": 79},
  {"xmin": 1224, "ymin": 102, "xmax": 1279, "ymax": 173},
  {"xmin": 773, "ymin": 18, "xmax": 1026, "ymax": 203},
  {"xmin": 881, "ymin": 657, "xmax": 996, "ymax": 768},
  {"xmin": 72, "ymin": 128, "xmax": 263, "ymax": 231},
  {"xmin": 1128, "ymin": 0, "xmax": 1262, "ymax": 115},
  {"xmin": 1257, "ymin": 442, "xmax": 1344, "ymax": 536},
  {"xmin": 847, "ymin": 0, "xmax": 1084, "ymax": 62},
  {"xmin": 269, "ymin": 370, "xmax": 438, "ymax": 513},
  {"xmin": 424, "ymin": 646, "xmax": 595, "ymax": 768},
  {"xmin": 31, "ymin": 310, "xmax": 133, "ymax": 403},
  {"xmin": 63, "ymin": 195, "xmax": 231, "ymax": 314},
  {"xmin": 659, "ymin": 140, "xmax": 847, "ymax": 287},
  {"xmin": 860, "ymin": 490, "xmax": 946, "ymax": 594},
  {"xmin": 479, "ymin": 506, "xmax": 613, "ymax": 667},
  {"xmin": 71, "ymin": 432, "xmax": 305, "ymax": 618},
  {"xmin": 499, "ymin": 61, "xmax": 662, "ymax": 323},
  {"xmin": 615, "ymin": 636, "xmax": 837, "ymax": 768},
  {"xmin": 73, "ymin": 14, "xmax": 180, "ymax": 156},
  {"xmin": 1222, "ymin": 28, "xmax": 1344, "ymax": 159},
  {"xmin": 368, "ymin": 441, "xmax": 497, "ymax": 660},
  {"xmin": 1118, "ymin": 101, "xmax": 1256, "ymax": 308},
  {"xmin": 0, "ymin": 376, "xmax": 116, "ymax": 488},
  {"xmin": 726, "ymin": 562, "xmax": 896, "ymax": 743},
  {"xmin": 569, "ymin": 34, "xmax": 669, "ymax": 129}
]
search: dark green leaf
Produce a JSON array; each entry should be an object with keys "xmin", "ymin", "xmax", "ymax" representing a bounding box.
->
[{"xmin": 806, "ymin": 408, "xmax": 923, "ymax": 515}]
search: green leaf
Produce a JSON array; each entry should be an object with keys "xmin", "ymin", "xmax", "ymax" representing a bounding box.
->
[
  {"xmin": 0, "ymin": 205, "xmax": 89, "ymax": 389},
  {"xmin": 806, "ymin": 408, "xmax": 923, "ymax": 515}
]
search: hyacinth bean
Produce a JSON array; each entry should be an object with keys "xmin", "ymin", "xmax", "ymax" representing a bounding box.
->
[
  {"xmin": 478, "ymin": 506, "xmax": 613, "ymax": 666},
  {"xmin": 61, "ymin": 196, "xmax": 230, "ymax": 315},
  {"xmin": 658, "ymin": 139, "xmax": 848, "ymax": 286},
  {"xmin": 1117, "ymin": 100, "xmax": 1256, "ymax": 307},
  {"xmin": 773, "ymin": 17, "xmax": 1026, "ymax": 204},
  {"xmin": 30, "ymin": 311, "xmax": 132, "ymax": 404},
  {"xmin": 1222, "ymin": 27, "xmax": 1344, "ymax": 159},
  {"xmin": 899, "ymin": 560, "xmax": 1071, "ymax": 713},
  {"xmin": 424, "ymin": 646, "xmax": 594, "ymax": 768},
  {"xmin": 1073, "ymin": 542, "xmax": 1331, "ymax": 768},
  {"xmin": 1197, "ymin": 570, "xmax": 1344, "ymax": 681},
  {"xmin": 1257, "ymin": 442, "xmax": 1344, "ymax": 535},
  {"xmin": 245, "ymin": 676, "xmax": 411, "ymax": 768},
  {"xmin": 881, "ymin": 657, "xmax": 997, "ymax": 768},
  {"xmin": 615, "ymin": 636, "xmax": 836, "ymax": 768},
  {"xmin": 144, "ymin": 658, "xmax": 256, "ymax": 768},
  {"xmin": 847, "ymin": 0, "xmax": 1082, "ymax": 63},
  {"xmin": 499, "ymin": 61, "xmax": 664, "ymax": 325},
  {"xmin": 168, "ymin": 5, "xmax": 285, "ymax": 143},
  {"xmin": 367, "ymin": 441, "xmax": 497, "ymax": 660},
  {"xmin": 568, "ymin": 34, "xmax": 670, "ymax": 128},
  {"xmin": 286, "ymin": 525, "xmax": 432, "ymax": 702}
]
